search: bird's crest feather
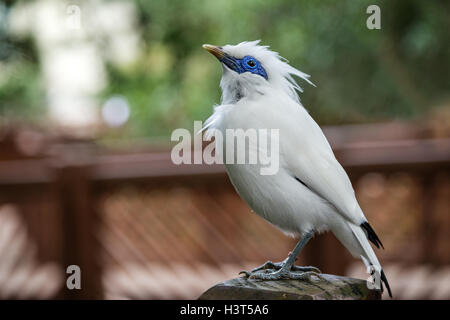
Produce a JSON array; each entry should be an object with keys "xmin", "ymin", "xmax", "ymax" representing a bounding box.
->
[{"xmin": 222, "ymin": 40, "xmax": 314, "ymax": 103}]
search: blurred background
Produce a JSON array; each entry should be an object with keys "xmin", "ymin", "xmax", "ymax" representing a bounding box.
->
[{"xmin": 0, "ymin": 0, "xmax": 449, "ymax": 300}]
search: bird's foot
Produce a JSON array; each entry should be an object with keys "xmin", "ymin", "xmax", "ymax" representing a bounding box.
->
[
  {"xmin": 244, "ymin": 268, "xmax": 324, "ymax": 282},
  {"xmin": 239, "ymin": 260, "xmax": 321, "ymax": 279}
]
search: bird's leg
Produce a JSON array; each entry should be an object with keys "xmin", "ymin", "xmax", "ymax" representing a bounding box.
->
[
  {"xmin": 240, "ymin": 251, "xmax": 294, "ymax": 274},
  {"xmin": 239, "ymin": 231, "xmax": 323, "ymax": 281}
]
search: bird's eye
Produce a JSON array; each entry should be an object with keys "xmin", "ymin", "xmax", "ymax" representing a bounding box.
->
[{"xmin": 247, "ymin": 59, "xmax": 256, "ymax": 68}]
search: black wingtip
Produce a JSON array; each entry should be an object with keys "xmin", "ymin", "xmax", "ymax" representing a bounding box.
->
[
  {"xmin": 381, "ymin": 269, "xmax": 393, "ymax": 298},
  {"xmin": 361, "ymin": 222, "xmax": 384, "ymax": 249}
]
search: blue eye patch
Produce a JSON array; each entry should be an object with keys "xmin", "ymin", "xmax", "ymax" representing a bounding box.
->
[{"xmin": 221, "ymin": 55, "xmax": 268, "ymax": 80}]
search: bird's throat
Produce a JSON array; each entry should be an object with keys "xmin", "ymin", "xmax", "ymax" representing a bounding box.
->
[{"xmin": 221, "ymin": 79, "xmax": 244, "ymax": 104}]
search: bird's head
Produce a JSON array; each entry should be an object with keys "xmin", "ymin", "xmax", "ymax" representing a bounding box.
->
[{"xmin": 203, "ymin": 40, "xmax": 314, "ymax": 104}]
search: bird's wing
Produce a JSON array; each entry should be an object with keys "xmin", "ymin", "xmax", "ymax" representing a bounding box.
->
[{"xmin": 282, "ymin": 107, "xmax": 366, "ymax": 225}]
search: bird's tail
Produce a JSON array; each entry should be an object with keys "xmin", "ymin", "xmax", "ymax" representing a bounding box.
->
[{"xmin": 347, "ymin": 222, "xmax": 392, "ymax": 298}]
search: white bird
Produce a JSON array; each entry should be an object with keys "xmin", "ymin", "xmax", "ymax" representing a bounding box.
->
[{"xmin": 202, "ymin": 40, "xmax": 391, "ymax": 298}]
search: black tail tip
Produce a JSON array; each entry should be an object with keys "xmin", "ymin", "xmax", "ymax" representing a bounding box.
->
[
  {"xmin": 361, "ymin": 222, "xmax": 384, "ymax": 250},
  {"xmin": 381, "ymin": 269, "xmax": 393, "ymax": 298}
]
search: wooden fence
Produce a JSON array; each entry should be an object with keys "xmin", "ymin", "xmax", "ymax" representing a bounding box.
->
[{"xmin": 0, "ymin": 122, "xmax": 448, "ymax": 299}]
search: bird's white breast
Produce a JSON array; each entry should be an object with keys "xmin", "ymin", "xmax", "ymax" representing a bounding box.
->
[{"xmin": 206, "ymin": 90, "xmax": 338, "ymax": 235}]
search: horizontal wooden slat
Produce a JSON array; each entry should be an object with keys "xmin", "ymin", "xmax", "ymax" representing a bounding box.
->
[{"xmin": 0, "ymin": 138, "xmax": 448, "ymax": 187}]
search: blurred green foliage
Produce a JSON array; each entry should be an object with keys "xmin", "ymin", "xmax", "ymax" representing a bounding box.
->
[
  {"xmin": 1, "ymin": 0, "xmax": 449, "ymax": 137},
  {"xmin": 0, "ymin": 2, "xmax": 45, "ymax": 121}
]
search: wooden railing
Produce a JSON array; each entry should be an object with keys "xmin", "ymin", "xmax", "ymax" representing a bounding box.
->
[{"xmin": 0, "ymin": 122, "xmax": 448, "ymax": 299}]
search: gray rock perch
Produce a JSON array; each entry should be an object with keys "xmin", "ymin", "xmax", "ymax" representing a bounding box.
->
[{"xmin": 199, "ymin": 274, "xmax": 381, "ymax": 300}]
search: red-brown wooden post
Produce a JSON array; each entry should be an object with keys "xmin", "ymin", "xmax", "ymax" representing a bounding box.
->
[{"xmin": 54, "ymin": 142, "xmax": 103, "ymax": 299}]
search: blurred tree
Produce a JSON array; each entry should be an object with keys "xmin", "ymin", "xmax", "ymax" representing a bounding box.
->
[
  {"xmin": 0, "ymin": 0, "xmax": 449, "ymax": 138},
  {"xmin": 0, "ymin": 1, "xmax": 45, "ymax": 122}
]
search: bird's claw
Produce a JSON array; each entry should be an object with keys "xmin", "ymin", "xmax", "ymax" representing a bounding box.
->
[
  {"xmin": 292, "ymin": 265, "xmax": 322, "ymax": 273},
  {"xmin": 240, "ymin": 260, "xmax": 323, "ymax": 280},
  {"xmin": 238, "ymin": 270, "xmax": 251, "ymax": 278},
  {"xmin": 248, "ymin": 269, "xmax": 324, "ymax": 282}
]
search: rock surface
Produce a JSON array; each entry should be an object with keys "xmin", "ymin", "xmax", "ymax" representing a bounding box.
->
[{"xmin": 199, "ymin": 273, "xmax": 381, "ymax": 300}]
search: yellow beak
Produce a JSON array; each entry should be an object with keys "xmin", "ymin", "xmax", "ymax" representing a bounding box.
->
[{"xmin": 202, "ymin": 44, "xmax": 225, "ymax": 60}]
